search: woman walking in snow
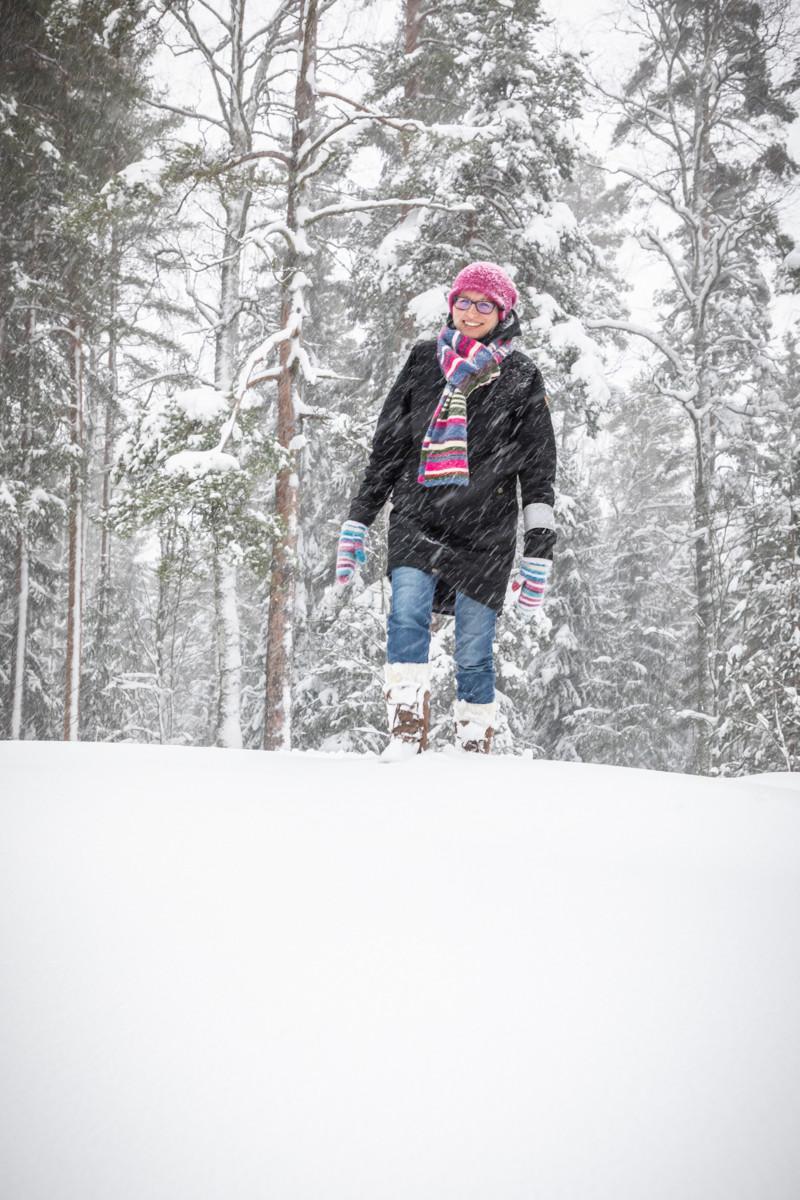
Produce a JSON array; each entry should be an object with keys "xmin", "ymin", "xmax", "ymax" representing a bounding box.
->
[{"xmin": 335, "ymin": 261, "xmax": 557, "ymax": 760}]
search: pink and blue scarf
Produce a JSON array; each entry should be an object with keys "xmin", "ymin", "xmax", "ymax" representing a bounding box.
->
[{"xmin": 418, "ymin": 325, "xmax": 515, "ymax": 487}]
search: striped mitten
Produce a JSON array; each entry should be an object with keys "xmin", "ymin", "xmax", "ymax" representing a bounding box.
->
[
  {"xmin": 335, "ymin": 519, "xmax": 368, "ymax": 587},
  {"xmin": 511, "ymin": 556, "xmax": 552, "ymax": 615}
]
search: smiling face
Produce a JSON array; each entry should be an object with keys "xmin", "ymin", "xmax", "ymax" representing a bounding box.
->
[{"xmin": 451, "ymin": 289, "xmax": 500, "ymax": 340}]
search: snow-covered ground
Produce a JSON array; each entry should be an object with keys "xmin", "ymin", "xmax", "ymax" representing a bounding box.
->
[{"xmin": 2, "ymin": 741, "xmax": 799, "ymax": 1200}]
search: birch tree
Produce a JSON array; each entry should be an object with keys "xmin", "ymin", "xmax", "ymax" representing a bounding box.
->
[{"xmin": 145, "ymin": 0, "xmax": 302, "ymax": 746}]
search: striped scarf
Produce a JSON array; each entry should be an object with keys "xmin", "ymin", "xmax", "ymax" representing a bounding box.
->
[{"xmin": 417, "ymin": 324, "xmax": 515, "ymax": 487}]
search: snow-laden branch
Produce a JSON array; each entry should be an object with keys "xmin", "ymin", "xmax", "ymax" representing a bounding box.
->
[
  {"xmin": 593, "ymin": 79, "xmax": 693, "ymax": 143},
  {"xmin": 142, "ymin": 98, "xmax": 227, "ymax": 130},
  {"xmin": 163, "ymin": 0, "xmax": 234, "ymax": 134},
  {"xmin": 216, "ymin": 316, "xmax": 300, "ymax": 453},
  {"xmin": 184, "ymin": 271, "xmax": 221, "ymax": 327},
  {"xmin": 30, "ymin": 324, "xmax": 83, "ymax": 348},
  {"xmin": 248, "ymin": 219, "xmax": 302, "ymax": 253},
  {"xmin": 316, "ymin": 87, "xmax": 502, "ymax": 140},
  {"xmin": 303, "ymin": 196, "xmax": 477, "ymax": 226},
  {"xmin": 603, "ymin": 164, "xmax": 699, "ymax": 232},
  {"xmin": 301, "ymin": 90, "xmax": 502, "ymax": 172},
  {"xmin": 655, "ymin": 381, "xmax": 700, "ymax": 410},
  {"xmin": 214, "ymin": 147, "xmax": 293, "ymax": 173},
  {"xmin": 193, "ymin": 0, "xmax": 231, "ymax": 34},
  {"xmin": 639, "ymin": 228, "xmax": 695, "ymax": 306},
  {"xmin": 583, "ymin": 316, "xmax": 685, "ymax": 375},
  {"xmin": 126, "ymin": 372, "xmax": 216, "ymax": 393}
]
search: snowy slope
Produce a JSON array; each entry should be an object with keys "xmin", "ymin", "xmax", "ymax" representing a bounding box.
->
[{"xmin": 2, "ymin": 742, "xmax": 799, "ymax": 1200}]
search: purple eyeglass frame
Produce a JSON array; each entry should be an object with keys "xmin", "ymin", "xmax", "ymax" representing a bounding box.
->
[{"xmin": 453, "ymin": 296, "xmax": 497, "ymax": 315}]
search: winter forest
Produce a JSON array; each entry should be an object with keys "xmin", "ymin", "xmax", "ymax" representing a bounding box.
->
[{"xmin": 2, "ymin": 0, "xmax": 799, "ymax": 775}]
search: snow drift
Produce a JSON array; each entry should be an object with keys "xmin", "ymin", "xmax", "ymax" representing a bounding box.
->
[{"xmin": 1, "ymin": 741, "xmax": 799, "ymax": 1200}]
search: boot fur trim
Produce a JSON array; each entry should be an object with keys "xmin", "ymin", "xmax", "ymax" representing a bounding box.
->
[
  {"xmin": 383, "ymin": 661, "xmax": 431, "ymax": 757},
  {"xmin": 454, "ymin": 698, "xmax": 495, "ymax": 753},
  {"xmin": 385, "ymin": 660, "xmax": 431, "ymax": 689},
  {"xmin": 454, "ymin": 698, "xmax": 495, "ymax": 728}
]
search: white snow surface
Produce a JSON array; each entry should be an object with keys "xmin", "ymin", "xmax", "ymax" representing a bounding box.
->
[{"xmin": 2, "ymin": 742, "xmax": 800, "ymax": 1200}]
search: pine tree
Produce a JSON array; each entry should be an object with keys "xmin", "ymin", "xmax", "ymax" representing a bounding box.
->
[
  {"xmin": 587, "ymin": 0, "xmax": 800, "ymax": 772},
  {"xmin": 716, "ymin": 327, "xmax": 800, "ymax": 772},
  {"xmin": 513, "ymin": 446, "xmax": 602, "ymax": 759},
  {"xmin": 582, "ymin": 371, "xmax": 695, "ymax": 770},
  {"xmin": 0, "ymin": 0, "xmax": 175, "ymax": 740}
]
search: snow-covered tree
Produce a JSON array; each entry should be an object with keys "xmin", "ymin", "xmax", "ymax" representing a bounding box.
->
[
  {"xmin": 587, "ymin": 0, "xmax": 800, "ymax": 772},
  {"xmin": 0, "ymin": 0, "xmax": 167, "ymax": 740},
  {"xmin": 716, "ymin": 327, "xmax": 800, "ymax": 772},
  {"xmin": 582, "ymin": 371, "xmax": 695, "ymax": 770}
]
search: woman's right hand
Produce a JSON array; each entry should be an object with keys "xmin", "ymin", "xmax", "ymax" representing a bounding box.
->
[
  {"xmin": 335, "ymin": 520, "xmax": 368, "ymax": 587},
  {"xmin": 511, "ymin": 555, "xmax": 552, "ymax": 615}
]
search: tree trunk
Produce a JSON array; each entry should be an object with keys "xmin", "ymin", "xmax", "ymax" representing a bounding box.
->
[
  {"xmin": 211, "ymin": 191, "xmax": 245, "ymax": 751},
  {"xmin": 690, "ymin": 413, "xmax": 715, "ymax": 774},
  {"xmin": 264, "ymin": 294, "xmax": 300, "ymax": 750},
  {"xmin": 211, "ymin": 186, "xmax": 248, "ymax": 744},
  {"xmin": 96, "ymin": 226, "xmax": 119, "ymax": 654},
  {"xmin": 210, "ymin": 185, "xmax": 245, "ymax": 746},
  {"xmin": 404, "ymin": 0, "xmax": 421, "ymax": 102},
  {"xmin": 214, "ymin": 540, "xmax": 243, "ymax": 749},
  {"xmin": 10, "ymin": 530, "xmax": 29, "ymax": 739},
  {"xmin": 689, "ymin": 26, "xmax": 717, "ymax": 774},
  {"xmin": 63, "ymin": 318, "xmax": 85, "ymax": 741},
  {"xmin": 10, "ymin": 303, "xmax": 35, "ymax": 738},
  {"xmin": 263, "ymin": 0, "xmax": 318, "ymax": 751},
  {"xmin": 209, "ymin": 1, "xmax": 254, "ymax": 749}
]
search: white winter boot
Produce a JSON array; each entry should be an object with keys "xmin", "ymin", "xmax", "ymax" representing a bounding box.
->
[
  {"xmin": 379, "ymin": 661, "xmax": 431, "ymax": 763},
  {"xmin": 453, "ymin": 698, "xmax": 496, "ymax": 754}
]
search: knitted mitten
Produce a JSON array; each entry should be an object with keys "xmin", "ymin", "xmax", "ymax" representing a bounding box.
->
[
  {"xmin": 511, "ymin": 556, "xmax": 552, "ymax": 615},
  {"xmin": 335, "ymin": 519, "xmax": 368, "ymax": 587}
]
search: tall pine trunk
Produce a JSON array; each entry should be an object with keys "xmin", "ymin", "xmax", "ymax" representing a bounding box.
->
[
  {"xmin": 96, "ymin": 227, "xmax": 119, "ymax": 657},
  {"xmin": 63, "ymin": 318, "xmax": 85, "ymax": 741},
  {"xmin": 688, "ymin": 28, "xmax": 717, "ymax": 774},
  {"xmin": 690, "ymin": 412, "xmax": 715, "ymax": 772},
  {"xmin": 11, "ymin": 530, "xmax": 29, "ymax": 739},
  {"xmin": 263, "ymin": 0, "xmax": 317, "ymax": 751},
  {"xmin": 205, "ymin": 0, "xmax": 273, "ymax": 749},
  {"xmin": 403, "ymin": 0, "xmax": 421, "ymax": 98},
  {"xmin": 9, "ymin": 303, "xmax": 35, "ymax": 738}
]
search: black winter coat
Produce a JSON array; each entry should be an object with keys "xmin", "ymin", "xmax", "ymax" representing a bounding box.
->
[{"xmin": 347, "ymin": 310, "xmax": 557, "ymax": 616}]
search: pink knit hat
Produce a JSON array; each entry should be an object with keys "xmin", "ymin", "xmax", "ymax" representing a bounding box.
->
[{"xmin": 447, "ymin": 260, "xmax": 518, "ymax": 321}]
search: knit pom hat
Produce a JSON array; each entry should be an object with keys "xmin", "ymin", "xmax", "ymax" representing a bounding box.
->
[{"xmin": 447, "ymin": 260, "xmax": 518, "ymax": 321}]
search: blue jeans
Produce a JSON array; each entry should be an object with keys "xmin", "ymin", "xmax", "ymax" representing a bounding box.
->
[{"xmin": 387, "ymin": 566, "xmax": 497, "ymax": 703}]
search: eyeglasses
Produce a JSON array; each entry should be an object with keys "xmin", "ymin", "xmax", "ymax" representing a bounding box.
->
[{"xmin": 454, "ymin": 296, "xmax": 497, "ymax": 315}]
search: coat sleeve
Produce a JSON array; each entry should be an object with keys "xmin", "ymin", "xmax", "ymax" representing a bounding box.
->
[
  {"xmin": 517, "ymin": 369, "xmax": 558, "ymax": 560},
  {"xmin": 346, "ymin": 343, "xmax": 417, "ymax": 527}
]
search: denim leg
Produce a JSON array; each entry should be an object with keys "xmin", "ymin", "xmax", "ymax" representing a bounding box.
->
[
  {"xmin": 454, "ymin": 590, "xmax": 497, "ymax": 702},
  {"xmin": 387, "ymin": 566, "xmax": 437, "ymax": 663}
]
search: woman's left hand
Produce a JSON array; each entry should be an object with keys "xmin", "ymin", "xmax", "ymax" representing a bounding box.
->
[{"xmin": 511, "ymin": 556, "xmax": 552, "ymax": 615}]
